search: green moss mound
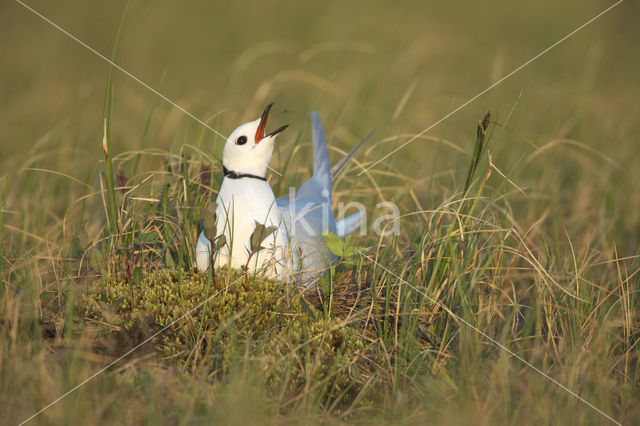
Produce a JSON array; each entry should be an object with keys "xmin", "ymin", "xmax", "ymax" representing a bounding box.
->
[{"xmin": 80, "ymin": 268, "xmax": 379, "ymax": 408}]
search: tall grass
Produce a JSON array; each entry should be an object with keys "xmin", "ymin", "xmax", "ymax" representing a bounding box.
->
[{"xmin": 2, "ymin": 107, "xmax": 638, "ymax": 424}]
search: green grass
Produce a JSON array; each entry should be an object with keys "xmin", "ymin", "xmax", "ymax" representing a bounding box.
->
[{"xmin": 2, "ymin": 0, "xmax": 639, "ymax": 424}]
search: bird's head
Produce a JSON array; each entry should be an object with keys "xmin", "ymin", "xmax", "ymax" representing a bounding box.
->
[{"xmin": 222, "ymin": 103, "xmax": 288, "ymax": 178}]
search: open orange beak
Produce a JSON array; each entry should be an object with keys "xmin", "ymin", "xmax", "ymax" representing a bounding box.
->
[{"xmin": 255, "ymin": 103, "xmax": 288, "ymax": 144}]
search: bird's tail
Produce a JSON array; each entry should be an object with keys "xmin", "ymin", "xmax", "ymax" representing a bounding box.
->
[
  {"xmin": 310, "ymin": 111, "xmax": 331, "ymax": 191},
  {"xmin": 336, "ymin": 211, "xmax": 365, "ymax": 238},
  {"xmin": 310, "ymin": 111, "xmax": 373, "ymax": 184}
]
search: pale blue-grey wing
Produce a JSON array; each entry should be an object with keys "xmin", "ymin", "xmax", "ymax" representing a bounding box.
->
[
  {"xmin": 311, "ymin": 111, "xmax": 331, "ymax": 189},
  {"xmin": 279, "ymin": 194, "xmax": 336, "ymax": 277},
  {"xmin": 336, "ymin": 211, "xmax": 365, "ymax": 238},
  {"xmin": 280, "ymin": 111, "xmax": 337, "ymax": 273},
  {"xmin": 276, "ymin": 197, "xmax": 291, "ymax": 209},
  {"xmin": 277, "ymin": 112, "xmax": 372, "ymax": 279}
]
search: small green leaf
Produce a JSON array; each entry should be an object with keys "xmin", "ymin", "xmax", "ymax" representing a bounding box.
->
[
  {"xmin": 214, "ymin": 235, "xmax": 227, "ymax": 250},
  {"xmin": 132, "ymin": 267, "xmax": 143, "ymax": 284},
  {"xmin": 250, "ymin": 221, "xmax": 277, "ymax": 253},
  {"xmin": 265, "ymin": 226, "xmax": 278, "ymax": 238},
  {"xmin": 322, "ymin": 231, "xmax": 344, "ymax": 257},
  {"xmin": 201, "ymin": 204, "xmax": 216, "ymax": 228},
  {"xmin": 342, "ymin": 235, "xmax": 358, "ymax": 266},
  {"xmin": 250, "ymin": 222, "xmax": 265, "ymax": 251},
  {"xmin": 201, "ymin": 204, "xmax": 217, "ymax": 242},
  {"xmin": 323, "ymin": 232, "xmax": 359, "ymax": 268},
  {"xmin": 343, "ymin": 235, "xmax": 355, "ymax": 255}
]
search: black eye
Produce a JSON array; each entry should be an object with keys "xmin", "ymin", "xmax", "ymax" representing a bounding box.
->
[{"xmin": 236, "ymin": 135, "xmax": 247, "ymax": 145}]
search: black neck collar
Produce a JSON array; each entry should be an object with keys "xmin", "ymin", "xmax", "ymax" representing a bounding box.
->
[{"xmin": 223, "ymin": 166, "xmax": 267, "ymax": 182}]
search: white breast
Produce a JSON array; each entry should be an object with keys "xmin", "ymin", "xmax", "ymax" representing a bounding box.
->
[{"xmin": 213, "ymin": 178, "xmax": 293, "ymax": 279}]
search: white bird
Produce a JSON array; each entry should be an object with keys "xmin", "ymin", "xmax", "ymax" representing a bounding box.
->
[{"xmin": 195, "ymin": 104, "xmax": 367, "ymax": 283}]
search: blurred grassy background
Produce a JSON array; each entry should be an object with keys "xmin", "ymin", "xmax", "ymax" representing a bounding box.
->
[{"xmin": 1, "ymin": 0, "xmax": 639, "ymax": 424}]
